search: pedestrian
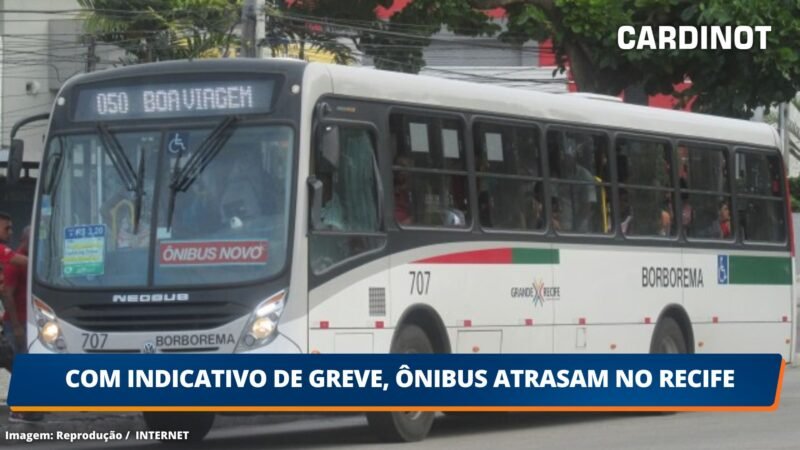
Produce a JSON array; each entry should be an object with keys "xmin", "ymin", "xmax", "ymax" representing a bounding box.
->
[
  {"xmin": 0, "ymin": 222, "xmax": 42, "ymax": 423},
  {"xmin": 0, "ymin": 212, "xmax": 27, "ymax": 268}
]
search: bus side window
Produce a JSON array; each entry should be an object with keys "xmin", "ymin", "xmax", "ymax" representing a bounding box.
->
[
  {"xmin": 735, "ymin": 151, "xmax": 786, "ymax": 243},
  {"xmin": 615, "ymin": 137, "xmax": 673, "ymax": 238},
  {"xmin": 680, "ymin": 143, "xmax": 732, "ymax": 241},
  {"xmin": 310, "ymin": 125, "xmax": 384, "ymax": 274},
  {"xmin": 474, "ymin": 121, "xmax": 543, "ymax": 231},
  {"xmin": 548, "ymin": 129, "xmax": 612, "ymax": 234},
  {"xmin": 390, "ymin": 114, "xmax": 470, "ymax": 228}
]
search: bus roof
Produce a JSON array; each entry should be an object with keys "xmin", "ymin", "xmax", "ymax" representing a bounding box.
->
[
  {"xmin": 59, "ymin": 58, "xmax": 307, "ymax": 89},
  {"xmin": 60, "ymin": 59, "xmax": 778, "ymax": 150},
  {"xmin": 312, "ymin": 62, "xmax": 779, "ymax": 149}
]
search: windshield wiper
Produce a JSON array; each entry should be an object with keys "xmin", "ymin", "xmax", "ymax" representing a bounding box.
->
[
  {"xmin": 96, "ymin": 123, "xmax": 137, "ymax": 191},
  {"xmin": 133, "ymin": 150, "xmax": 146, "ymax": 234},
  {"xmin": 43, "ymin": 137, "xmax": 66, "ymax": 196},
  {"xmin": 97, "ymin": 123, "xmax": 147, "ymax": 232},
  {"xmin": 165, "ymin": 116, "xmax": 238, "ymax": 231}
]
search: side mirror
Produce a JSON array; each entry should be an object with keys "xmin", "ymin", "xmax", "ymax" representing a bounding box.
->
[
  {"xmin": 308, "ymin": 175, "xmax": 324, "ymax": 230},
  {"xmin": 316, "ymin": 125, "xmax": 341, "ymax": 171},
  {"xmin": 7, "ymin": 139, "xmax": 24, "ymax": 185}
]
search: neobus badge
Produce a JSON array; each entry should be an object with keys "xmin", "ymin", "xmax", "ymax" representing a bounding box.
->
[{"xmin": 112, "ymin": 293, "xmax": 190, "ymax": 303}]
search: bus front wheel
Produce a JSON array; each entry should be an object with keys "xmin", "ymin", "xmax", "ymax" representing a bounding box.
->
[
  {"xmin": 367, "ymin": 324, "xmax": 435, "ymax": 442},
  {"xmin": 142, "ymin": 412, "xmax": 215, "ymax": 442},
  {"xmin": 650, "ymin": 317, "xmax": 687, "ymax": 354}
]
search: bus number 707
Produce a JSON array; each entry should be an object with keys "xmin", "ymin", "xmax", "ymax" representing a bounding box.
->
[{"xmin": 409, "ymin": 271, "xmax": 431, "ymax": 296}]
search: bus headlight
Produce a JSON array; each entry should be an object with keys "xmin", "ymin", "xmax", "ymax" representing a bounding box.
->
[
  {"xmin": 32, "ymin": 297, "xmax": 66, "ymax": 352},
  {"xmin": 235, "ymin": 290, "xmax": 286, "ymax": 352}
]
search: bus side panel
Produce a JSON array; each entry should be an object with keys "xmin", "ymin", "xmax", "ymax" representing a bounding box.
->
[
  {"xmin": 683, "ymin": 250, "xmax": 792, "ymax": 356},
  {"xmin": 389, "ymin": 242, "xmax": 556, "ymax": 354},
  {"xmin": 552, "ymin": 324, "xmax": 654, "ymax": 353},
  {"xmin": 692, "ymin": 323, "xmax": 792, "ymax": 360},
  {"xmin": 553, "ymin": 245, "xmax": 682, "ymax": 352},
  {"xmin": 308, "ymin": 258, "xmax": 391, "ymax": 352}
]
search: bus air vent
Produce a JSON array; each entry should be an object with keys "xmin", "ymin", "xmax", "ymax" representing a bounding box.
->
[{"xmin": 369, "ymin": 287, "xmax": 386, "ymax": 317}]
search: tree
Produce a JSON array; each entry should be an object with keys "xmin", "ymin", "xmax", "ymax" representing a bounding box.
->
[
  {"xmin": 356, "ymin": 0, "xmax": 500, "ymax": 73},
  {"xmin": 78, "ymin": 0, "xmax": 242, "ymax": 63},
  {"xmin": 469, "ymin": 0, "xmax": 800, "ymax": 118},
  {"xmin": 270, "ymin": 0, "xmax": 498, "ymax": 73},
  {"xmin": 264, "ymin": 0, "xmax": 388, "ymax": 65}
]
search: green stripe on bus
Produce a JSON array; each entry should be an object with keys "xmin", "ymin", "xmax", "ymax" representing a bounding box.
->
[
  {"xmin": 729, "ymin": 255, "xmax": 792, "ymax": 285},
  {"xmin": 512, "ymin": 248, "xmax": 559, "ymax": 265}
]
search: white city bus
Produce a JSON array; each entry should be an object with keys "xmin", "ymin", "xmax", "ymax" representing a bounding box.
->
[{"xmin": 26, "ymin": 59, "xmax": 794, "ymax": 441}]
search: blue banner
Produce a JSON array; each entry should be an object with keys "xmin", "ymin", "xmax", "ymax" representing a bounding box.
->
[{"xmin": 8, "ymin": 354, "xmax": 783, "ymax": 411}]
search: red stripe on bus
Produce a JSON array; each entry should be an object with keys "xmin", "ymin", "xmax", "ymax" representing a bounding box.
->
[{"xmin": 415, "ymin": 248, "xmax": 512, "ymax": 264}]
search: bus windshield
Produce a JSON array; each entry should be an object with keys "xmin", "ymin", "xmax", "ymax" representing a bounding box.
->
[{"xmin": 35, "ymin": 124, "xmax": 293, "ymax": 288}]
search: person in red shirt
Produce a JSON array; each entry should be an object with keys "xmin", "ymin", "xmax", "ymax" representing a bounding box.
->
[
  {"xmin": 0, "ymin": 225, "xmax": 44, "ymax": 422},
  {"xmin": 0, "ymin": 212, "xmax": 27, "ymax": 268},
  {"xmin": 718, "ymin": 201, "xmax": 732, "ymax": 239},
  {"xmin": 2, "ymin": 225, "xmax": 29, "ymax": 354}
]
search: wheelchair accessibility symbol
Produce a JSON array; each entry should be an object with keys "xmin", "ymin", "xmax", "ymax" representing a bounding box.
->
[
  {"xmin": 717, "ymin": 255, "xmax": 729, "ymax": 285},
  {"xmin": 168, "ymin": 132, "xmax": 189, "ymax": 155}
]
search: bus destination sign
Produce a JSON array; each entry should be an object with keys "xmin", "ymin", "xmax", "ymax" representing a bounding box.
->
[{"xmin": 73, "ymin": 78, "xmax": 275, "ymax": 121}]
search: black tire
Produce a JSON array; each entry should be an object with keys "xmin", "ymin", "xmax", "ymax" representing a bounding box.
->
[
  {"xmin": 650, "ymin": 317, "xmax": 687, "ymax": 354},
  {"xmin": 367, "ymin": 324, "xmax": 436, "ymax": 442},
  {"xmin": 142, "ymin": 412, "xmax": 215, "ymax": 443}
]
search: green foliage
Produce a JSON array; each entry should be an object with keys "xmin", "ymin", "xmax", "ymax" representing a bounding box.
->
[
  {"xmin": 358, "ymin": 0, "xmax": 500, "ymax": 73},
  {"xmin": 265, "ymin": 1, "xmax": 389, "ymax": 65},
  {"xmin": 471, "ymin": 0, "xmax": 800, "ymax": 118},
  {"xmin": 78, "ymin": 0, "xmax": 241, "ymax": 63},
  {"xmin": 274, "ymin": 0, "xmax": 498, "ymax": 73}
]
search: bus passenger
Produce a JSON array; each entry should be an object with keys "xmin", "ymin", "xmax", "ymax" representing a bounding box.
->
[
  {"xmin": 620, "ymin": 190, "xmax": 633, "ymax": 235},
  {"xmin": 555, "ymin": 139, "xmax": 596, "ymax": 232},
  {"xmin": 658, "ymin": 205, "xmax": 672, "ymax": 237},
  {"xmin": 551, "ymin": 197, "xmax": 562, "ymax": 232},
  {"xmin": 527, "ymin": 182, "xmax": 545, "ymax": 230},
  {"xmin": 394, "ymin": 156, "xmax": 413, "ymax": 226},
  {"xmin": 718, "ymin": 201, "xmax": 732, "ymax": 239},
  {"xmin": 679, "ymin": 175, "xmax": 693, "ymax": 228}
]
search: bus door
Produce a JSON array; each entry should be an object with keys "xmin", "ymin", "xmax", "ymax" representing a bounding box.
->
[{"xmin": 307, "ymin": 99, "xmax": 389, "ymax": 354}]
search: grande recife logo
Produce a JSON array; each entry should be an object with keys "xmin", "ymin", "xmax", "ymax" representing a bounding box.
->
[{"xmin": 159, "ymin": 240, "xmax": 269, "ymax": 266}]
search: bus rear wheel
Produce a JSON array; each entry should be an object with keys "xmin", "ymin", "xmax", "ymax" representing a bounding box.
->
[
  {"xmin": 367, "ymin": 324, "xmax": 435, "ymax": 442},
  {"xmin": 650, "ymin": 317, "xmax": 687, "ymax": 354},
  {"xmin": 142, "ymin": 412, "xmax": 215, "ymax": 442}
]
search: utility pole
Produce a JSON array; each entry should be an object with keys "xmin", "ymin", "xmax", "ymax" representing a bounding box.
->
[
  {"xmin": 86, "ymin": 35, "xmax": 97, "ymax": 72},
  {"xmin": 242, "ymin": 0, "xmax": 265, "ymax": 58},
  {"xmin": 780, "ymin": 103, "xmax": 790, "ymax": 166}
]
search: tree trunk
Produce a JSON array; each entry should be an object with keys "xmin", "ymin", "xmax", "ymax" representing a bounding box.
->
[
  {"xmin": 563, "ymin": 42, "xmax": 597, "ymax": 92},
  {"xmin": 623, "ymin": 83, "xmax": 648, "ymax": 105}
]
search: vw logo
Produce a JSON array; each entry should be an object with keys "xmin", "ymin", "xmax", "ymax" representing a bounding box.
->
[{"xmin": 141, "ymin": 341, "xmax": 156, "ymax": 354}]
